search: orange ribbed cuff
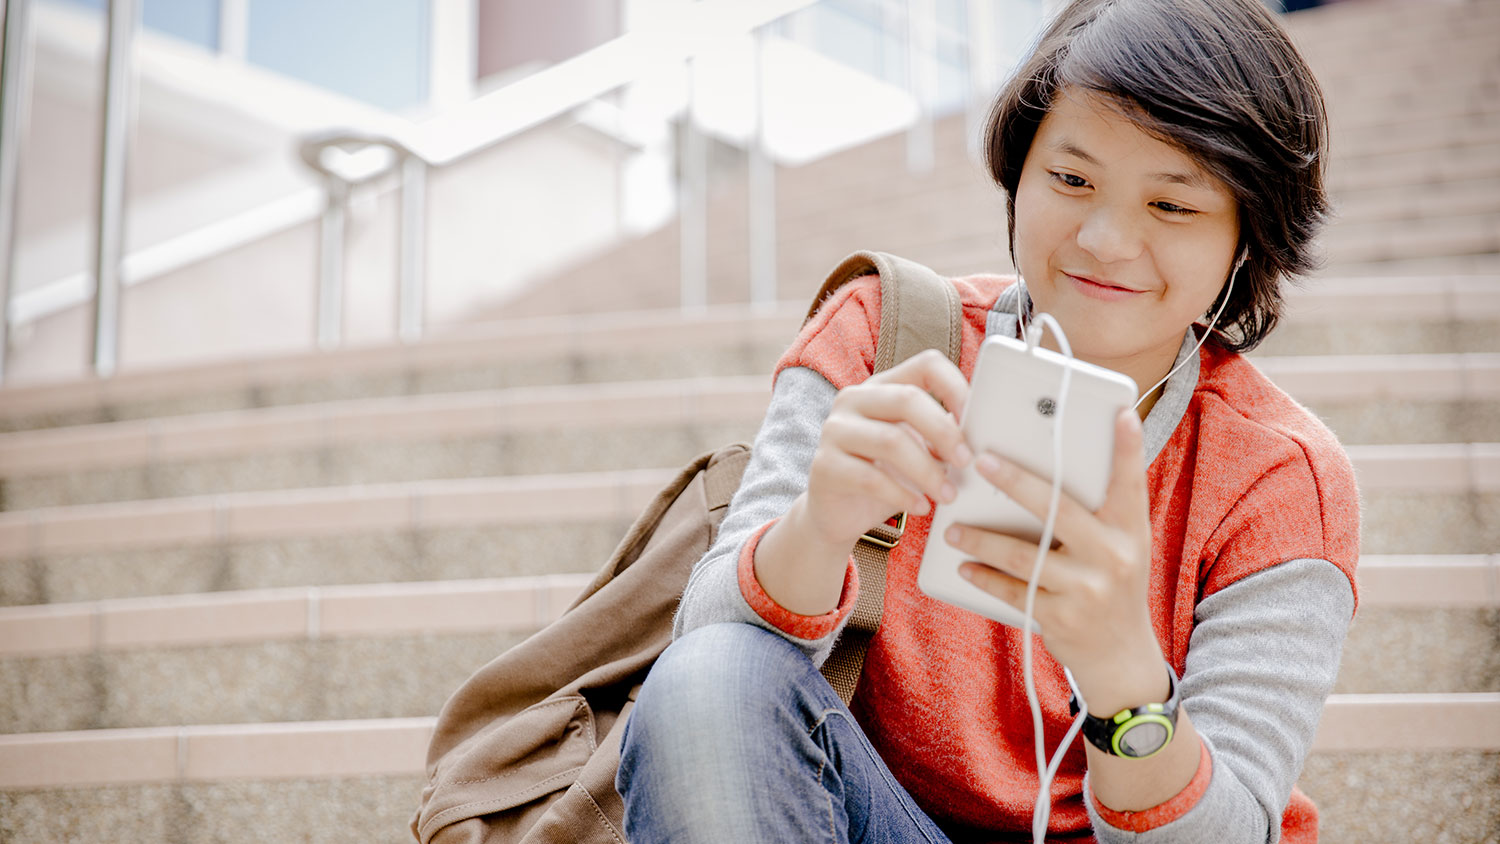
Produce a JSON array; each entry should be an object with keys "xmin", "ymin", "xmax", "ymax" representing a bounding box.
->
[
  {"xmin": 1091, "ymin": 739, "xmax": 1213, "ymax": 832},
  {"xmin": 737, "ymin": 519, "xmax": 859, "ymax": 640}
]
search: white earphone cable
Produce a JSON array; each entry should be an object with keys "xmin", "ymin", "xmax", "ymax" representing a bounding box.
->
[
  {"xmin": 1018, "ymin": 311, "xmax": 1082, "ymax": 844},
  {"xmin": 1131, "ymin": 252, "xmax": 1244, "ymax": 411},
  {"xmin": 1011, "ymin": 251, "xmax": 1243, "ymax": 842}
]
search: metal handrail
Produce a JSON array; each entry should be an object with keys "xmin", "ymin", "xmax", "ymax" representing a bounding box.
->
[
  {"xmin": 0, "ymin": 0, "xmax": 35, "ymax": 382},
  {"xmin": 290, "ymin": 0, "xmax": 827, "ymax": 344},
  {"xmin": 1, "ymin": 0, "xmax": 987, "ymax": 381},
  {"xmin": 90, "ymin": 0, "xmax": 138, "ymax": 379},
  {"xmin": 297, "ymin": 131, "xmax": 427, "ymax": 348}
]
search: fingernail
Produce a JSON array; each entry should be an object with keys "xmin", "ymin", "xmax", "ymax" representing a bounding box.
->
[
  {"xmin": 977, "ymin": 454, "xmax": 1004, "ymax": 475},
  {"xmin": 940, "ymin": 482, "xmax": 957, "ymax": 503},
  {"xmin": 959, "ymin": 564, "xmax": 974, "ymax": 582},
  {"xmin": 954, "ymin": 444, "xmax": 974, "ymax": 467},
  {"xmin": 945, "ymin": 525, "xmax": 961, "ymax": 545}
]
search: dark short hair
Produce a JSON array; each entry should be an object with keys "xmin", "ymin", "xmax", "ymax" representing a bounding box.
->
[{"xmin": 984, "ymin": 0, "xmax": 1330, "ymax": 352}]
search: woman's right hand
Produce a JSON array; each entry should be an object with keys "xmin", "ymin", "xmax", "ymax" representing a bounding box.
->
[
  {"xmin": 754, "ymin": 350, "xmax": 973, "ymax": 616},
  {"xmin": 800, "ymin": 348, "xmax": 974, "ymax": 548}
]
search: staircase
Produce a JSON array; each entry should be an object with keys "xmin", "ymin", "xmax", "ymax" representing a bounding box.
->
[{"xmin": 1, "ymin": 1, "xmax": 1497, "ymax": 841}]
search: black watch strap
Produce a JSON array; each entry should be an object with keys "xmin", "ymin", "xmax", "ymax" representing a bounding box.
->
[{"xmin": 1069, "ymin": 662, "xmax": 1180, "ymax": 759}]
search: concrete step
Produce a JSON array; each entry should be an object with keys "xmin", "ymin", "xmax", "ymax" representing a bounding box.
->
[
  {"xmin": 1326, "ymin": 140, "xmax": 1500, "ymax": 194},
  {"xmin": 0, "ymin": 304, "xmax": 804, "ymax": 433},
  {"xmin": 7, "ymin": 278, "xmax": 1495, "ymax": 433},
  {"xmin": 1330, "ymin": 174, "xmax": 1500, "ymax": 227},
  {"xmin": 1320, "ymin": 251, "xmax": 1500, "ymax": 279},
  {"xmin": 0, "ymin": 695, "xmax": 1494, "ymax": 843},
  {"xmin": 1289, "ymin": 0, "xmax": 1500, "ymax": 40},
  {"xmin": 0, "ymin": 556, "xmax": 1490, "ymax": 732},
  {"xmin": 1253, "ymin": 353, "xmax": 1500, "ymax": 444},
  {"xmin": 1333, "ymin": 111, "xmax": 1500, "ymax": 162},
  {"xmin": 1288, "ymin": 0, "xmax": 1500, "ymax": 33},
  {"xmin": 1318, "ymin": 49, "xmax": 1499, "ymax": 104},
  {"xmin": 769, "ymin": 135, "xmax": 1500, "ymax": 239},
  {"xmin": 0, "ymin": 376, "xmax": 769, "ymax": 510},
  {"xmin": 1251, "ymin": 276, "xmax": 1500, "ymax": 355},
  {"xmin": 0, "ymin": 444, "xmax": 1495, "ymax": 607},
  {"xmin": 710, "ymin": 195, "xmax": 1497, "ymax": 280},
  {"xmin": 1322, "ymin": 211, "xmax": 1500, "ymax": 265},
  {"xmin": 1315, "ymin": 40, "xmax": 1499, "ymax": 103},
  {"xmin": 1336, "ymin": 555, "xmax": 1500, "ymax": 696},
  {"xmin": 760, "ymin": 111, "xmax": 1498, "ymax": 216},
  {"xmin": 0, "ymin": 574, "xmax": 588, "ymax": 733},
  {"xmin": 754, "ymin": 132, "xmax": 1497, "ymax": 265},
  {"xmin": 2, "ymin": 354, "xmax": 1493, "ymax": 509},
  {"xmin": 497, "ymin": 201, "xmax": 1499, "ymax": 319},
  {"xmin": 0, "ymin": 468, "xmax": 663, "ymax": 607},
  {"xmin": 742, "ymin": 164, "xmax": 1500, "ymax": 272},
  {"xmin": 1299, "ymin": 749, "xmax": 1500, "ymax": 844}
]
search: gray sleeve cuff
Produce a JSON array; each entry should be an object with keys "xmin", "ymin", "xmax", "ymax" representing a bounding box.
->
[
  {"xmin": 673, "ymin": 366, "xmax": 849, "ymax": 664},
  {"xmin": 1088, "ymin": 558, "xmax": 1354, "ymax": 844}
]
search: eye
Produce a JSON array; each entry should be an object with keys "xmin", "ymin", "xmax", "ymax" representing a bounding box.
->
[
  {"xmin": 1048, "ymin": 171, "xmax": 1089, "ymax": 189},
  {"xmin": 1152, "ymin": 201, "xmax": 1199, "ymax": 217}
]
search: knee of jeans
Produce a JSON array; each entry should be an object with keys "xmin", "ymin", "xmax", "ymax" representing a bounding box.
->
[{"xmin": 630, "ymin": 622, "xmax": 807, "ymax": 739}]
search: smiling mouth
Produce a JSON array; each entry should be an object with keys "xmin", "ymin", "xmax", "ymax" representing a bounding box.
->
[{"xmin": 1066, "ymin": 273, "xmax": 1143, "ymax": 294}]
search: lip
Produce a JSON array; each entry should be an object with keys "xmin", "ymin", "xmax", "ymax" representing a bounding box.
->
[{"xmin": 1064, "ymin": 272, "xmax": 1144, "ymax": 302}]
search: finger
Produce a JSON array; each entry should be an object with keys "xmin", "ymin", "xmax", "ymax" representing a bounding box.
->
[
  {"xmin": 944, "ymin": 523, "xmax": 1065, "ymax": 590},
  {"xmin": 873, "ymin": 348, "xmax": 971, "ymax": 420},
  {"xmin": 841, "ymin": 380, "xmax": 972, "ymax": 469},
  {"xmin": 817, "ymin": 449, "xmax": 933, "ymax": 517},
  {"xmin": 958, "ymin": 561, "xmax": 1036, "ymax": 613},
  {"xmin": 1096, "ymin": 408, "xmax": 1149, "ymax": 528},
  {"xmin": 971, "ymin": 451, "xmax": 1093, "ymax": 542},
  {"xmin": 824, "ymin": 414, "xmax": 956, "ymax": 505}
]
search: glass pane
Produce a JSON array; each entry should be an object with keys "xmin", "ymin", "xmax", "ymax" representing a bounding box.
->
[
  {"xmin": 44, "ymin": 0, "xmax": 220, "ymax": 50},
  {"xmin": 245, "ymin": 0, "xmax": 430, "ymax": 112},
  {"xmin": 144, "ymin": 0, "xmax": 220, "ymax": 49}
]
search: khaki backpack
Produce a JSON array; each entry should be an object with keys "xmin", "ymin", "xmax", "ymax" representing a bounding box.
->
[{"xmin": 410, "ymin": 252, "xmax": 964, "ymax": 844}]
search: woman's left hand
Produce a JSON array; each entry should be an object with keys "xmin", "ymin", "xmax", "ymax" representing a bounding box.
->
[{"xmin": 946, "ymin": 407, "xmax": 1168, "ymax": 714}]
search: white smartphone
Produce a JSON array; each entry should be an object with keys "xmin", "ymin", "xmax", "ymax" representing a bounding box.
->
[{"xmin": 917, "ymin": 334, "xmax": 1138, "ymax": 631}]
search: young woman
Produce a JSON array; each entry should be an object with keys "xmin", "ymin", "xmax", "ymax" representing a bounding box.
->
[{"xmin": 617, "ymin": 0, "xmax": 1360, "ymax": 840}]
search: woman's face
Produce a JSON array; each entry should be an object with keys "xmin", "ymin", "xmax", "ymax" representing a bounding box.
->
[{"xmin": 1012, "ymin": 88, "xmax": 1241, "ymax": 390}]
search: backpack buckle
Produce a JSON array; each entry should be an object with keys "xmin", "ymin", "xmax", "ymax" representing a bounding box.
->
[{"xmin": 861, "ymin": 512, "xmax": 907, "ymax": 549}]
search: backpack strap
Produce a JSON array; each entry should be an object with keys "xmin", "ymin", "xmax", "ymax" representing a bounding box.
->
[{"xmin": 809, "ymin": 250, "xmax": 964, "ymax": 704}]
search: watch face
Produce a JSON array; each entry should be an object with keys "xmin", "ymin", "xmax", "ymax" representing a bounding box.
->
[{"xmin": 1119, "ymin": 722, "xmax": 1169, "ymax": 758}]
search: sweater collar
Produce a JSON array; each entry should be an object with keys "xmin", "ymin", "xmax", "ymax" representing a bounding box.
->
[{"xmin": 987, "ymin": 282, "xmax": 1195, "ymax": 467}]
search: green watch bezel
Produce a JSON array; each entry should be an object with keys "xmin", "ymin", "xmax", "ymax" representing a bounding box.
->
[
  {"xmin": 1108, "ymin": 706, "xmax": 1175, "ymax": 759},
  {"xmin": 1071, "ymin": 663, "xmax": 1180, "ymax": 760}
]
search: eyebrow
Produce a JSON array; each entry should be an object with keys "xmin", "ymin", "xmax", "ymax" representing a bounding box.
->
[{"xmin": 1047, "ymin": 139, "xmax": 1216, "ymax": 191}]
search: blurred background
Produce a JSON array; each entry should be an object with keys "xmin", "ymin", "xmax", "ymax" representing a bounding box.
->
[
  {"xmin": 4, "ymin": 0, "xmax": 1047, "ymax": 381},
  {"xmin": 0, "ymin": 0, "xmax": 1496, "ymax": 841}
]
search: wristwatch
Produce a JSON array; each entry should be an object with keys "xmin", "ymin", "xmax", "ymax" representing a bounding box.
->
[{"xmin": 1069, "ymin": 663, "xmax": 1180, "ymax": 759}]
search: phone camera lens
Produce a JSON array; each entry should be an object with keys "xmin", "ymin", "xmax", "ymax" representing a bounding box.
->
[{"xmin": 1037, "ymin": 397, "xmax": 1056, "ymax": 417}]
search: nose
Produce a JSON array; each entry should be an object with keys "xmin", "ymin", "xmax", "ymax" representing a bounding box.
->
[{"xmin": 1076, "ymin": 206, "xmax": 1145, "ymax": 264}]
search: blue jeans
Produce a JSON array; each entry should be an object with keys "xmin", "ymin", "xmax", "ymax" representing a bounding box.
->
[{"xmin": 617, "ymin": 622, "xmax": 954, "ymax": 844}]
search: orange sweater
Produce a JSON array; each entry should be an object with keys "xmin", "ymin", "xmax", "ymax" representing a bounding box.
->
[{"xmin": 735, "ymin": 274, "xmax": 1360, "ymax": 840}]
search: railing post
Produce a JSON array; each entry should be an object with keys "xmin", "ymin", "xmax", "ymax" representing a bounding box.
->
[
  {"xmin": 905, "ymin": 0, "xmax": 936, "ymax": 174},
  {"xmin": 218, "ymin": 0, "xmax": 249, "ymax": 59},
  {"xmin": 316, "ymin": 177, "xmax": 349, "ymax": 350},
  {"xmin": 748, "ymin": 25, "xmax": 777, "ymax": 311},
  {"xmin": 679, "ymin": 59, "xmax": 707, "ymax": 313},
  {"xmin": 91, "ymin": 0, "xmax": 140, "ymax": 379},
  {"xmin": 965, "ymin": 0, "xmax": 997, "ymax": 161},
  {"xmin": 0, "ymin": 0, "xmax": 36, "ymax": 383},
  {"xmin": 398, "ymin": 155, "xmax": 426, "ymax": 343}
]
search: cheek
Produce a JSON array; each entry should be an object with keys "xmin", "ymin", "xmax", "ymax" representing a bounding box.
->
[
  {"xmin": 1160, "ymin": 236, "xmax": 1238, "ymax": 307},
  {"xmin": 1011, "ymin": 178, "xmax": 1065, "ymax": 274}
]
